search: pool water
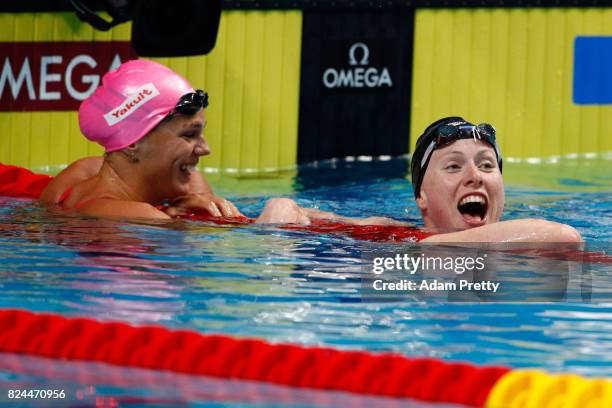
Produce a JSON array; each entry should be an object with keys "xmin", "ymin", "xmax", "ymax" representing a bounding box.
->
[{"xmin": 0, "ymin": 156, "xmax": 610, "ymax": 406}]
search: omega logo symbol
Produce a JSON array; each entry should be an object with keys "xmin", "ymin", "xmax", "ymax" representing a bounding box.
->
[
  {"xmin": 348, "ymin": 42, "xmax": 369, "ymax": 66},
  {"xmin": 323, "ymin": 42, "xmax": 392, "ymax": 89}
]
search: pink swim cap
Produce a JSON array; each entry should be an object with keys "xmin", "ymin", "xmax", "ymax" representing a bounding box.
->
[{"xmin": 79, "ymin": 60, "xmax": 195, "ymax": 152}]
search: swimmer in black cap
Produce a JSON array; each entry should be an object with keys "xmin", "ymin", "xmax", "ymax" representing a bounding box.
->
[
  {"xmin": 258, "ymin": 117, "xmax": 582, "ymax": 243},
  {"xmin": 410, "ymin": 116, "xmax": 504, "ymax": 231}
]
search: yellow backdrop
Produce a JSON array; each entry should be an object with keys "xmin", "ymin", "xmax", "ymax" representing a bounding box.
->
[
  {"xmin": 3, "ymin": 8, "xmax": 612, "ymax": 172},
  {"xmin": 0, "ymin": 11, "xmax": 302, "ymax": 173},
  {"xmin": 411, "ymin": 8, "xmax": 612, "ymax": 159}
]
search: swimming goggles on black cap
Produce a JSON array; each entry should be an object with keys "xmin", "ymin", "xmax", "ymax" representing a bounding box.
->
[
  {"xmin": 167, "ymin": 89, "xmax": 209, "ymax": 119},
  {"xmin": 410, "ymin": 118, "xmax": 503, "ymax": 198}
]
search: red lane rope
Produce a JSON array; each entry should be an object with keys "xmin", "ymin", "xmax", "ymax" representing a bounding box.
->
[
  {"xmin": 0, "ymin": 309, "xmax": 509, "ymax": 406},
  {"xmin": 187, "ymin": 213, "xmax": 432, "ymax": 242},
  {"xmin": 0, "ymin": 163, "xmax": 52, "ymax": 199}
]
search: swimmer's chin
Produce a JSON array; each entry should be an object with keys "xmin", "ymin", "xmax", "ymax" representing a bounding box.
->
[{"xmin": 462, "ymin": 215, "xmax": 488, "ymax": 228}]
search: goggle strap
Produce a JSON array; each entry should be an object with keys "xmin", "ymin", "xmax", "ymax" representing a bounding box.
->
[
  {"xmin": 494, "ymin": 143, "xmax": 501, "ymax": 158},
  {"xmin": 420, "ymin": 140, "xmax": 437, "ymax": 170}
]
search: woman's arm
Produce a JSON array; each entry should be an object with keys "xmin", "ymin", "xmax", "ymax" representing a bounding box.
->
[
  {"xmin": 301, "ymin": 207, "xmax": 409, "ymax": 226},
  {"xmin": 421, "ymin": 219, "xmax": 583, "ymax": 243},
  {"xmin": 256, "ymin": 199, "xmax": 582, "ymax": 243},
  {"xmin": 255, "ymin": 198, "xmax": 407, "ymax": 226},
  {"xmin": 76, "ymin": 198, "xmax": 171, "ymax": 219}
]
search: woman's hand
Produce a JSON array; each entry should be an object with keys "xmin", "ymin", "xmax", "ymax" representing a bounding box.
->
[
  {"xmin": 255, "ymin": 198, "xmax": 311, "ymax": 225},
  {"xmin": 165, "ymin": 193, "xmax": 244, "ymax": 218}
]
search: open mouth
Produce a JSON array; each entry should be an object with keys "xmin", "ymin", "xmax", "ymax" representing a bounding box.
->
[
  {"xmin": 179, "ymin": 163, "xmax": 197, "ymax": 175},
  {"xmin": 457, "ymin": 194, "xmax": 488, "ymax": 224}
]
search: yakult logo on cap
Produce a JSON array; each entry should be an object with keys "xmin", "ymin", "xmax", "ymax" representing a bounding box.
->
[{"xmin": 104, "ymin": 83, "xmax": 159, "ymax": 126}]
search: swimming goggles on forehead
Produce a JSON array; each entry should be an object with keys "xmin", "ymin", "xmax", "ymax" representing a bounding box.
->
[
  {"xmin": 419, "ymin": 123, "xmax": 501, "ymax": 170},
  {"xmin": 167, "ymin": 90, "xmax": 209, "ymax": 118}
]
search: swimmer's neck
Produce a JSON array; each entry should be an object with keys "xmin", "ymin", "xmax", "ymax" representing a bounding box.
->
[{"xmin": 98, "ymin": 160, "xmax": 163, "ymax": 204}]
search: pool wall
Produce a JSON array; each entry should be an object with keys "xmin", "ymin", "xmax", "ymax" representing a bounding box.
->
[{"xmin": 1, "ymin": 1, "xmax": 611, "ymax": 173}]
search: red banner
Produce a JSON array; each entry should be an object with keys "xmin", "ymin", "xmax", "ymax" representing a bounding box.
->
[{"xmin": 0, "ymin": 42, "xmax": 138, "ymax": 111}]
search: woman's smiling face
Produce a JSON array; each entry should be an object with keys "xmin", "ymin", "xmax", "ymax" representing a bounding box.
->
[
  {"xmin": 137, "ymin": 110, "xmax": 210, "ymax": 201},
  {"xmin": 416, "ymin": 139, "xmax": 505, "ymax": 232}
]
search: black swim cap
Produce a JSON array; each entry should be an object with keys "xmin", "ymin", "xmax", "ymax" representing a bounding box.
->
[{"xmin": 410, "ymin": 116, "xmax": 503, "ymax": 199}]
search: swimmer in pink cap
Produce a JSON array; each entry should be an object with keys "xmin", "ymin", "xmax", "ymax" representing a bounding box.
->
[{"xmin": 40, "ymin": 60, "xmax": 242, "ymax": 219}]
